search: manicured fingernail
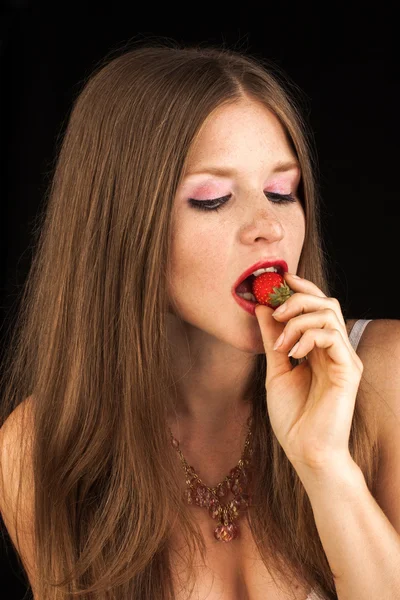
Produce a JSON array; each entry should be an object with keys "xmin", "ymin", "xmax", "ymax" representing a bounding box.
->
[
  {"xmin": 288, "ymin": 341, "xmax": 300, "ymax": 357},
  {"xmin": 289, "ymin": 273, "xmax": 300, "ymax": 279},
  {"xmin": 273, "ymin": 332, "xmax": 285, "ymax": 350},
  {"xmin": 273, "ymin": 303, "xmax": 287, "ymax": 316}
]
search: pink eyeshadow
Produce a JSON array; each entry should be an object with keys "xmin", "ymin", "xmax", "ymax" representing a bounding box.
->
[
  {"xmin": 266, "ymin": 174, "xmax": 299, "ymax": 194},
  {"xmin": 188, "ymin": 181, "xmax": 228, "ymax": 199},
  {"xmin": 183, "ymin": 171, "xmax": 300, "ymax": 198}
]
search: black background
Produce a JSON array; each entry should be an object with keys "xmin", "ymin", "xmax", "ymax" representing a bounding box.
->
[{"xmin": 1, "ymin": 2, "xmax": 398, "ymax": 596}]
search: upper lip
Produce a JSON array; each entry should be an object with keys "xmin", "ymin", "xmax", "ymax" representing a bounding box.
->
[{"xmin": 232, "ymin": 259, "xmax": 288, "ymax": 292}]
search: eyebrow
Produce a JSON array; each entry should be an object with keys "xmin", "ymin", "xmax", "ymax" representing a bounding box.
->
[{"xmin": 184, "ymin": 159, "xmax": 301, "ymax": 178}]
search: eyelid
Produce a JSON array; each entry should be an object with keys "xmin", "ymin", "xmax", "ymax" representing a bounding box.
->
[{"xmin": 189, "ymin": 191, "xmax": 295, "ymax": 203}]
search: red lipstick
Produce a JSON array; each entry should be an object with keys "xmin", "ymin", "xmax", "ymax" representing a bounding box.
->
[
  {"xmin": 232, "ymin": 259, "xmax": 288, "ymax": 291},
  {"xmin": 231, "ymin": 258, "xmax": 288, "ymax": 317}
]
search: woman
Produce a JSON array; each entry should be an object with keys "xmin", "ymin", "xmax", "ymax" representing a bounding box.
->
[{"xmin": 1, "ymin": 41, "xmax": 399, "ymax": 600}]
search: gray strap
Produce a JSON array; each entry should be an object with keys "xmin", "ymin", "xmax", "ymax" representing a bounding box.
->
[{"xmin": 348, "ymin": 319, "xmax": 373, "ymax": 351}]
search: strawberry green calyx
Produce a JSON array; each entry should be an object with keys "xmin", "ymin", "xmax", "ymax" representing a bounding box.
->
[
  {"xmin": 268, "ymin": 280, "xmax": 294, "ymax": 307},
  {"xmin": 251, "ymin": 271, "xmax": 294, "ymax": 309}
]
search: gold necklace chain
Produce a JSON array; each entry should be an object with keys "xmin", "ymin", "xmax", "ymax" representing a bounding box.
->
[{"xmin": 169, "ymin": 414, "xmax": 254, "ymax": 542}]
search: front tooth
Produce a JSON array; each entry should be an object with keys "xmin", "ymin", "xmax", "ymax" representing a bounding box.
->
[{"xmin": 252, "ymin": 266, "xmax": 278, "ymax": 277}]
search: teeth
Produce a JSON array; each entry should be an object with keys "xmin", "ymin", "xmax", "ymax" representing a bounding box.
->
[
  {"xmin": 251, "ymin": 266, "xmax": 278, "ymax": 277},
  {"xmin": 237, "ymin": 292, "xmax": 257, "ymax": 302}
]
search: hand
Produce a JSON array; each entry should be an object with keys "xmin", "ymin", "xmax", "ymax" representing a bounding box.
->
[{"xmin": 254, "ymin": 272, "xmax": 364, "ymax": 474}]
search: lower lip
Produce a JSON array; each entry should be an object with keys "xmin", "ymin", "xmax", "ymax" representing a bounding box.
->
[{"xmin": 232, "ymin": 290, "xmax": 258, "ymax": 316}]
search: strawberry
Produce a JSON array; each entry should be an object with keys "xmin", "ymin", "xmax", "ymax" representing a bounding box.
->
[{"xmin": 251, "ymin": 272, "xmax": 294, "ymax": 309}]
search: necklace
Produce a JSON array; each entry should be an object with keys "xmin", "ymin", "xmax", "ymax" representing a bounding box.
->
[{"xmin": 169, "ymin": 414, "xmax": 254, "ymax": 542}]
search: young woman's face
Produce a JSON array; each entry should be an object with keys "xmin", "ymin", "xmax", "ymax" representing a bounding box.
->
[{"xmin": 167, "ymin": 98, "xmax": 306, "ymax": 354}]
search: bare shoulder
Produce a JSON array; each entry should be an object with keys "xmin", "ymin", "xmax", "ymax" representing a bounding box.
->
[
  {"xmin": 347, "ymin": 318, "xmax": 400, "ymax": 425},
  {"xmin": 353, "ymin": 318, "xmax": 400, "ymax": 394},
  {"xmin": 350, "ymin": 318, "xmax": 400, "ymax": 533},
  {"xmin": 0, "ymin": 395, "xmax": 38, "ymax": 593},
  {"xmin": 0, "ymin": 396, "xmax": 35, "ymax": 510},
  {"xmin": 346, "ymin": 317, "xmax": 400, "ymax": 387}
]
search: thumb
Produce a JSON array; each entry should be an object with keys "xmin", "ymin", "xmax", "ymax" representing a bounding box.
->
[{"xmin": 254, "ymin": 304, "xmax": 292, "ymax": 382}]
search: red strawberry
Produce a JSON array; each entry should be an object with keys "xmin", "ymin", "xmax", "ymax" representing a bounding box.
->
[{"xmin": 251, "ymin": 272, "xmax": 294, "ymax": 309}]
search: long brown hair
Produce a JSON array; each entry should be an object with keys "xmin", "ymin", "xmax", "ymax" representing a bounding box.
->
[{"xmin": 0, "ymin": 39, "xmax": 379, "ymax": 599}]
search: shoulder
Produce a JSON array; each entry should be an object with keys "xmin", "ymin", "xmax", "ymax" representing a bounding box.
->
[
  {"xmin": 350, "ymin": 318, "xmax": 400, "ymax": 388},
  {"xmin": 363, "ymin": 317, "xmax": 400, "ymax": 529},
  {"xmin": 0, "ymin": 396, "xmax": 35, "ymax": 509},
  {"xmin": 360, "ymin": 318, "xmax": 400, "ymax": 441},
  {"xmin": 0, "ymin": 395, "xmax": 34, "ymax": 481},
  {"xmin": 345, "ymin": 318, "xmax": 400, "ymax": 459},
  {"xmin": 346, "ymin": 318, "xmax": 400, "ymax": 428},
  {"xmin": 0, "ymin": 396, "xmax": 38, "ymax": 592},
  {"xmin": 348, "ymin": 318, "xmax": 400, "ymax": 533}
]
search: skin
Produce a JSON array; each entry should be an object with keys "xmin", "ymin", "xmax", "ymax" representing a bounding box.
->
[{"xmin": 166, "ymin": 97, "xmax": 305, "ymax": 465}]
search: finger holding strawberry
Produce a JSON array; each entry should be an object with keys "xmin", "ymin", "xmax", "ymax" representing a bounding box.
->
[{"xmin": 254, "ymin": 272, "xmax": 363, "ymax": 480}]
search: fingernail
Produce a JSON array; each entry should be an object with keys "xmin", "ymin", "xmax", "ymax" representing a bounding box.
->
[
  {"xmin": 273, "ymin": 303, "xmax": 287, "ymax": 316},
  {"xmin": 273, "ymin": 332, "xmax": 285, "ymax": 350},
  {"xmin": 289, "ymin": 273, "xmax": 301, "ymax": 279},
  {"xmin": 288, "ymin": 341, "xmax": 300, "ymax": 357}
]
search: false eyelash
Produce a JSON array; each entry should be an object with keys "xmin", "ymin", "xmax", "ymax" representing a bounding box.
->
[{"xmin": 188, "ymin": 192, "xmax": 297, "ymax": 212}]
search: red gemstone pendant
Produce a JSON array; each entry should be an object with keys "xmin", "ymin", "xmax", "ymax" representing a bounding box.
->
[{"xmin": 214, "ymin": 522, "xmax": 238, "ymax": 542}]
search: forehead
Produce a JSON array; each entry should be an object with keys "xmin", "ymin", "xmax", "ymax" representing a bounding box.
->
[{"xmin": 184, "ymin": 99, "xmax": 297, "ymax": 172}]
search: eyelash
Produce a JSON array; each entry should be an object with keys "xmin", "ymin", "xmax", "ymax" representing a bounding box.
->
[{"xmin": 188, "ymin": 192, "xmax": 297, "ymax": 212}]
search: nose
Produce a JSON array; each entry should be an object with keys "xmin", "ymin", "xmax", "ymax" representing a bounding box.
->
[{"xmin": 238, "ymin": 201, "xmax": 284, "ymax": 244}]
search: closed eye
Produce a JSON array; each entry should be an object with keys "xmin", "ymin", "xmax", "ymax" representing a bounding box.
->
[{"xmin": 188, "ymin": 192, "xmax": 297, "ymax": 212}]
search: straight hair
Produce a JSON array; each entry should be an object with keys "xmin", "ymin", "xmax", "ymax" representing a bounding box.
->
[{"xmin": 0, "ymin": 40, "xmax": 379, "ymax": 599}]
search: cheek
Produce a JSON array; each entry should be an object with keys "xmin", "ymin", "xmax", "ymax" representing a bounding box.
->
[
  {"xmin": 296, "ymin": 213, "xmax": 306, "ymax": 251},
  {"xmin": 285, "ymin": 206, "xmax": 306, "ymax": 251},
  {"xmin": 292, "ymin": 202, "xmax": 306, "ymax": 233},
  {"xmin": 300, "ymin": 205, "xmax": 306, "ymax": 237},
  {"xmin": 170, "ymin": 223, "xmax": 226, "ymax": 289}
]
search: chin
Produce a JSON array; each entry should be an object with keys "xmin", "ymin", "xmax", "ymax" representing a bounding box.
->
[{"xmin": 228, "ymin": 331, "xmax": 265, "ymax": 355}]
